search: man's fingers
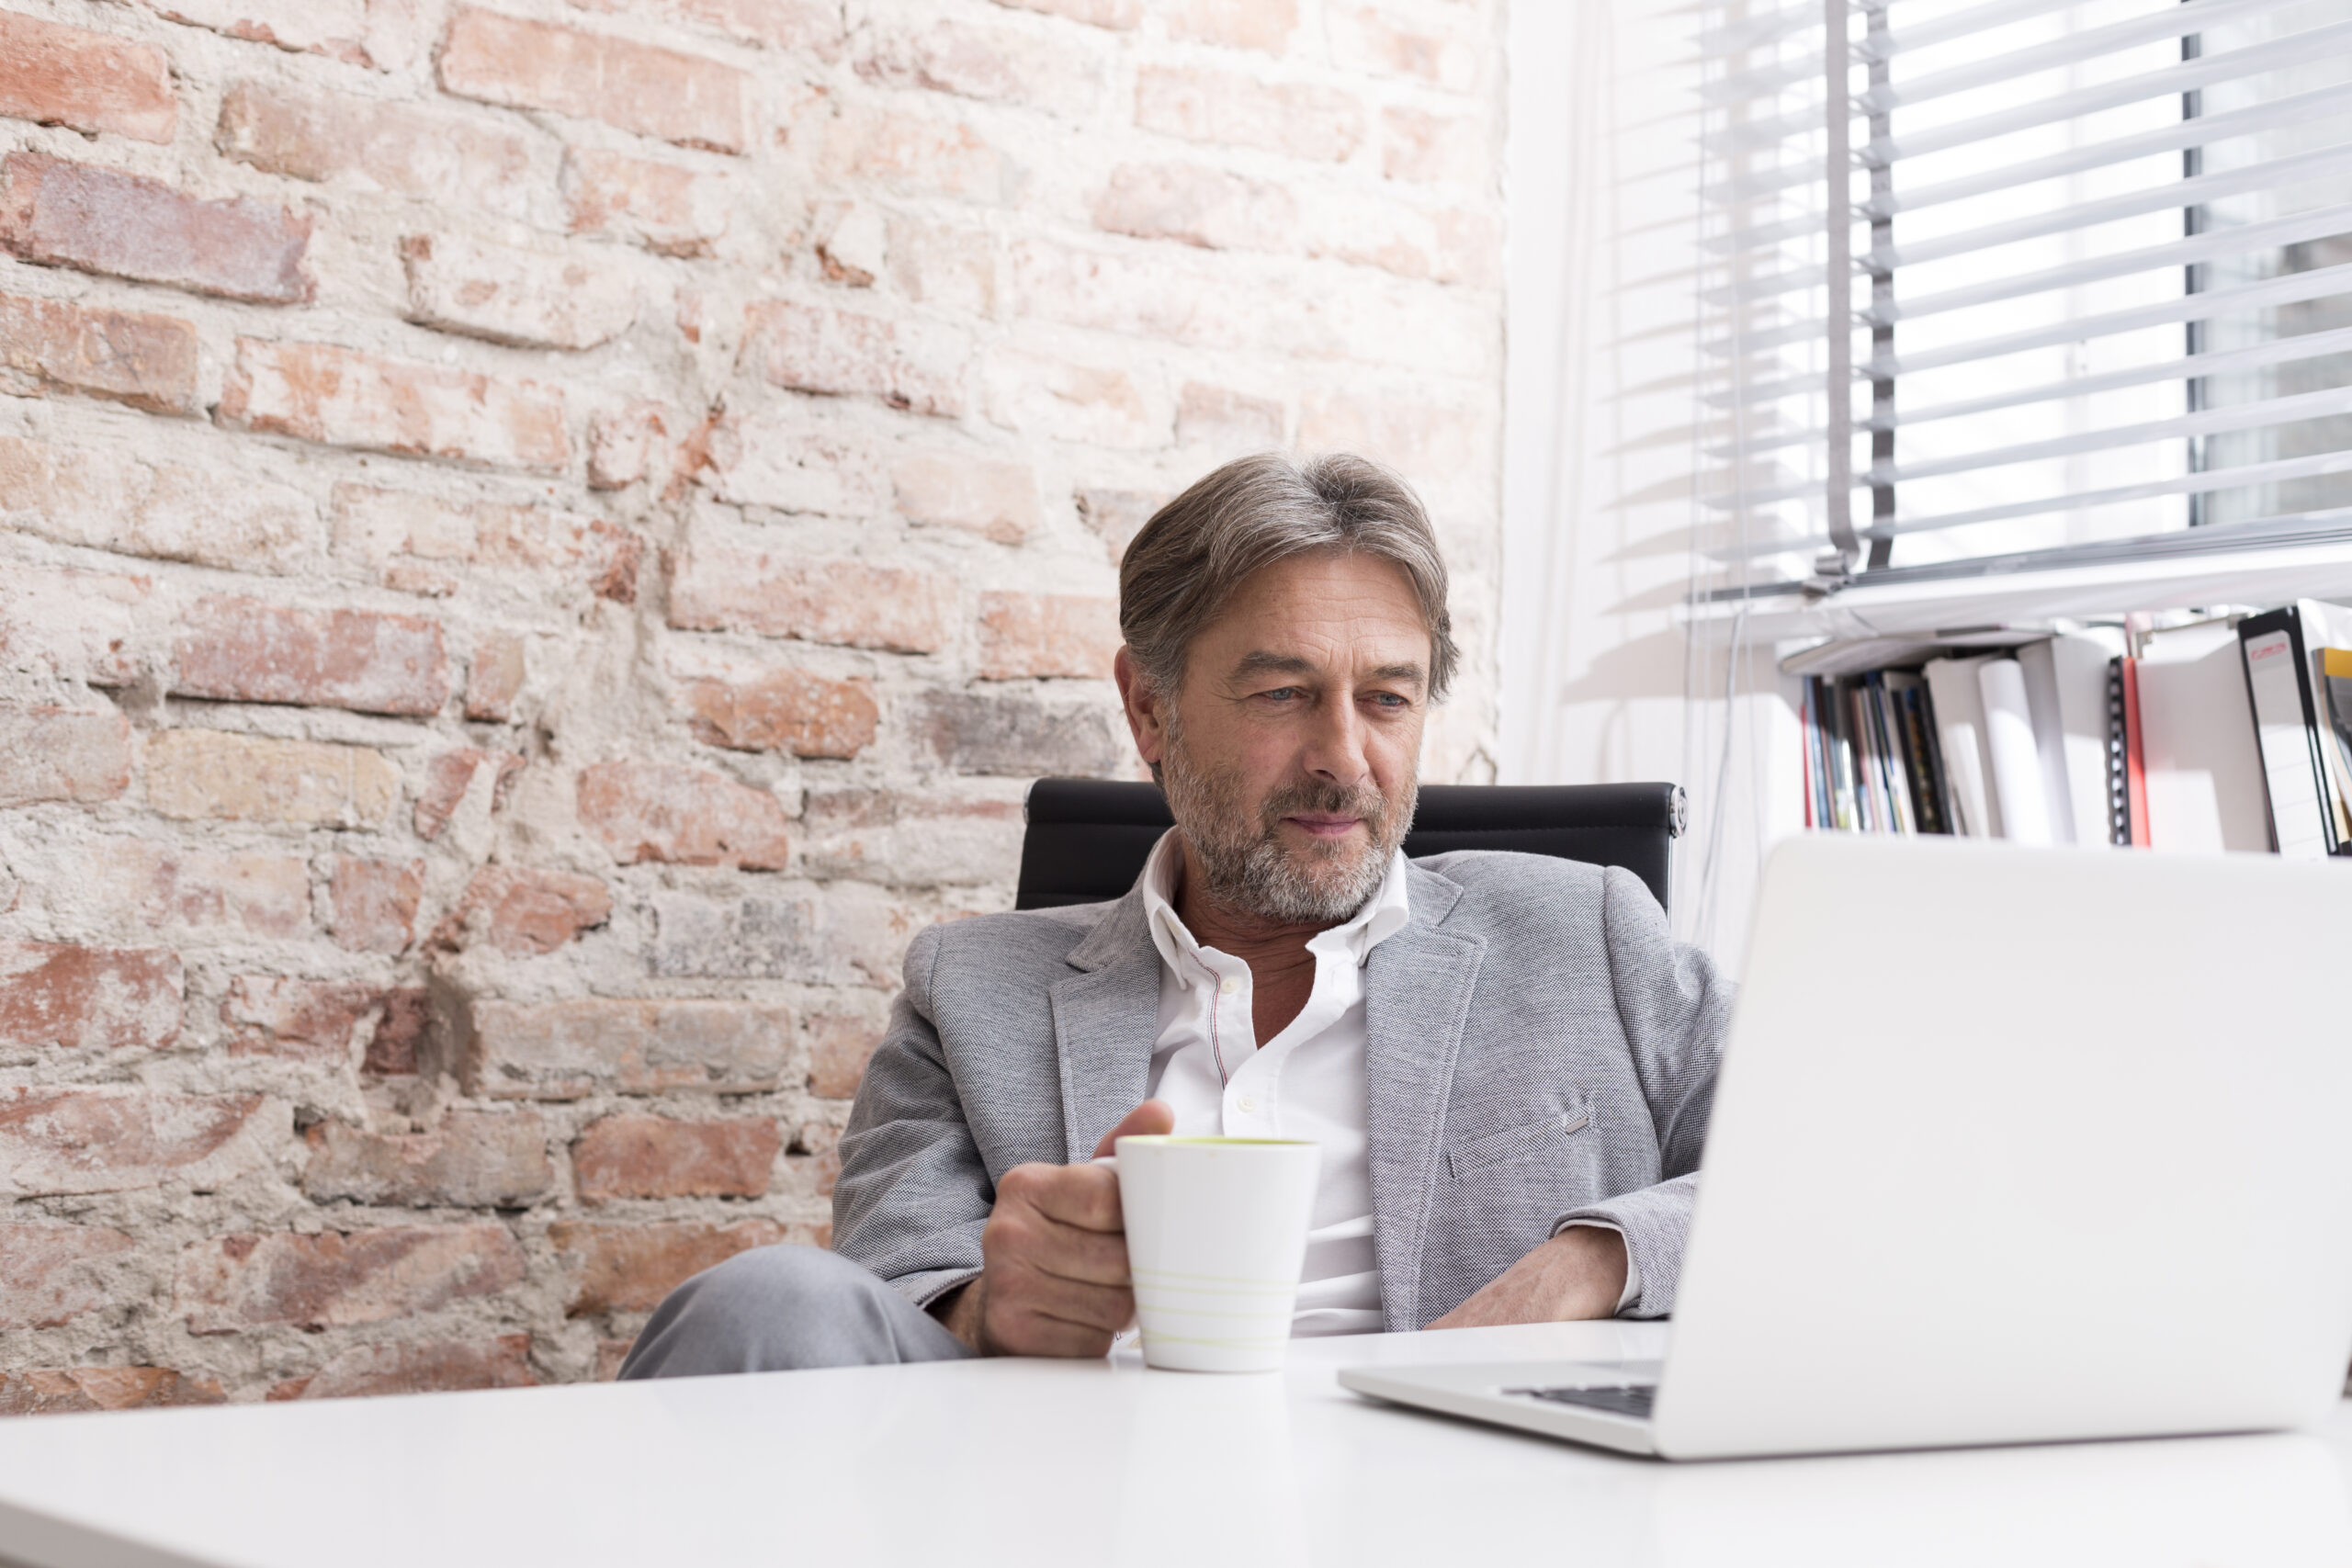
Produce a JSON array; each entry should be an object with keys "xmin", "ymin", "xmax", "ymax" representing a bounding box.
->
[
  {"xmin": 997, "ymin": 1262, "xmax": 1135, "ymax": 1337},
  {"xmin": 1006, "ymin": 1160, "xmax": 1125, "ymax": 1233},
  {"xmin": 1090, "ymin": 1098, "xmax": 1177, "ymax": 1160}
]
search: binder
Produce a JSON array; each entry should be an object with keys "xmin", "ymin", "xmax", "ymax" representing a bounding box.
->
[
  {"xmin": 1979, "ymin": 658, "xmax": 2052, "ymax": 846},
  {"xmin": 2236, "ymin": 607, "xmax": 2337, "ymax": 860},
  {"xmin": 1922, "ymin": 654, "xmax": 2000, "ymax": 839}
]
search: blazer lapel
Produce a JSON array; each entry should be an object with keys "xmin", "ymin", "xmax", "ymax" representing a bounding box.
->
[
  {"xmin": 1048, "ymin": 888, "xmax": 1165, "ymax": 1163},
  {"xmin": 1363, "ymin": 864, "xmax": 1484, "ymax": 1332}
]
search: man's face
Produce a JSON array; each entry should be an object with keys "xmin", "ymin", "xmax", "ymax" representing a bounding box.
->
[{"xmin": 1119, "ymin": 550, "xmax": 1430, "ymax": 926}]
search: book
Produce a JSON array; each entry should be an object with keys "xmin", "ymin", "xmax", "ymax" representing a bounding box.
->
[
  {"xmin": 2120, "ymin": 655, "xmax": 2151, "ymax": 849},
  {"xmin": 1886, "ymin": 671, "xmax": 1951, "ymax": 834},
  {"xmin": 2017, "ymin": 631, "xmax": 2125, "ymax": 849},
  {"xmin": 2140, "ymin": 619, "xmax": 2268, "ymax": 853},
  {"xmin": 1978, "ymin": 657, "xmax": 2053, "ymax": 845},
  {"xmin": 2236, "ymin": 607, "xmax": 2336, "ymax": 860},
  {"xmin": 1922, "ymin": 655, "xmax": 2001, "ymax": 839},
  {"xmin": 2105, "ymin": 657, "xmax": 2135, "ymax": 846},
  {"xmin": 2321, "ymin": 648, "xmax": 2352, "ymax": 814}
]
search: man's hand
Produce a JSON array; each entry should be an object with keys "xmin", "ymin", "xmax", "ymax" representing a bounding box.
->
[
  {"xmin": 933, "ymin": 1100, "xmax": 1176, "ymax": 1356},
  {"xmin": 1424, "ymin": 1225, "xmax": 1629, "ymax": 1331}
]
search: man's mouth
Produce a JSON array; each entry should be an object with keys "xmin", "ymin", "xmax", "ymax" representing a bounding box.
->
[{"xmin": 1282, "ymin": 813, "xmax": 1365, "ymax": 839}]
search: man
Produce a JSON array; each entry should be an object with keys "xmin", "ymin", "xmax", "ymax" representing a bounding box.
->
[{"xmin": 621, "ymin": 452, "xmax": 1727, "ymax": 1377}]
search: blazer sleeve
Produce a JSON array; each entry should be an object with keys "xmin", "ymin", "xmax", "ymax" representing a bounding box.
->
[
  {"xmin": 829, "ymin": 924, "xmax": 993, "ymax": 1310},
  {"xmin": 1551, "ymin": 865, "xmax": 1731, "ymax": 1318}
]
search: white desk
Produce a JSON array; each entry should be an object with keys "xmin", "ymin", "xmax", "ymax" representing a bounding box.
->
[{"xmin": 0, "ymin": 1321, "xmax": 2347, "ymax": 1568}]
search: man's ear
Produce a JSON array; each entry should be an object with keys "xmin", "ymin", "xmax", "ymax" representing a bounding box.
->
[{"xmin": 1114, "ymin": 647, "xmax": 1168, "ymax": 773}]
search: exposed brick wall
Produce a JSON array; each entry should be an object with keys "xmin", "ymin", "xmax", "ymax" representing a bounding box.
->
[{"xmin": 0, "ymin": 0, "xmax": 1502, "ymax": 1404}]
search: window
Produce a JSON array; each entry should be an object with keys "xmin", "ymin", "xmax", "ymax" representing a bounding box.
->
[{"xmin": 1698, "ymin": 0, "xmax": 2352, "ymax": 597}]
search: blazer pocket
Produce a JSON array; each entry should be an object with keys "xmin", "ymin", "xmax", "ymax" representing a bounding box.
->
[{"xmin": 1444, "ymin": 1106, "xmax": 1592, "ymax": 1180}]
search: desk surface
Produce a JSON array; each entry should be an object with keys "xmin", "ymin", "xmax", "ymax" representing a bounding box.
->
[{"xmin": 0, "ymin": 1320, "xmax": 2347, "ymax": 1568}]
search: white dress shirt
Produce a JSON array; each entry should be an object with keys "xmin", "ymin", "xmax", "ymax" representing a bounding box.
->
[{"xmin": 1136, "ymin": 829, "xmax": 1638, "ymax": 1337}]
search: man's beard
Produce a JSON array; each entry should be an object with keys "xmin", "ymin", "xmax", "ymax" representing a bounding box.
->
[{"xmin": 1158, "ymin": 714, "xmax": 1417, "ymax": 926}]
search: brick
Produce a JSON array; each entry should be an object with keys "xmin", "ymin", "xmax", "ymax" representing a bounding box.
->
[
  {"xmin": 216, "ymin": 81, "xmax": 536, "ymax": 220},
  {"xmin": 982, "ymin": 347, "xmax": 1163, "ymax": 447},
  {"xmin": 569, "ymin": 0, "xmax": 843, "ymax": 54},
  {"xmin": 562, "ymin": 148, "xmax": 733, "ymax": 256},
  {"xmin": 748, "ymin": 299, "xmax": 967, "ymax": 418},
  {"xmin": 918, "ymin": 688, "xmax": 1126, "ymax": 776},
  {"xmin": 0, "ymin": 706, "xmax": 130, "ymax": 807},
  {"xmin": 0, "ymin": 567, "xmax": 148, "ymax": 687},
  {"xmin": 571, "ymin": 1113, "xmax": 780, "ymax": 1201},
  {"xmin": 1075, "ymin": 487, "xmax": 1165, "ymax": 564},
  {"xmin": 595, "ymin": 1337, "xmax": 634, "ymax": 1380},
  {"xmin": 799, "ymin": 787, "xmax": 1023, "ymax": 886},
  {"xmin": 221, "ymin": 977, "xmax": 380, "ymax": 1062},
  {"xmin": 551, "ymin": 1219, "xmax": 793, "ymax": 1314},
  {"xmin": 650, "ymin": 882, "xmax": 925, "ymax": 986},
  {"xmin": 807, "ymin": 199, "xmax": 882, "ymax": 288},
  {"xmin": 460, "ymin": 998, "xmax": 793, "ymax": 1100},
  {"xmin": 148, "ymin": 729, "xmax": 368, "ymax": 846},
  {"xmin": 333, "ymin": 485, "xmax": 638, "ymax": 600},
  {"xmin": 887, "ymin": 216, "xmax": 995, "ymax": 316},
  {"xmin": 700, "ymin": 412, "xmax": 888, "ymax": 518},
  {"xmin": 1165, "ymin": 0, "xmax": 1295, "ymax": 52},
  {"xmin": 1329, "ymin": 4, "xmax": 1478, "ymax": 91},
  {"xmin": 0, "ymin": 1224, "xmax": 135, "ymax": 1327},
  {"xmin": 171, "ymin": 597, "xmax": 448, "ymax": 717},
  {"xmin": 302, "ymin": 1111, "xmax": 551, "ymax": 1207},
  {"xmin": 812, "ymin": 101, "xmax": 1012, "ymax": 203},
  {"xmin": 0, "ymin": 292, "xmax": 198, "ymax": 413},
  {"xmin": 364, "ymin": 987, "xmax": 430, "ymax": 1076},
  {"xmin": 678, "ymin": 669, "xmax": 878, "ymax": 760},
  {"xmin": 441, "ymin": 865, "xmax": 613, "ymax": 955},
  {"xmin": 270, "ymin": 1335, "xmax": 535, "ymax": 1402},
  {"xmin": 794, "ymin": 1121, "xmax": 842, "ymax": 1196},
  {"xmin": 991, "ymin": 0, "xmax": 1137, "ymax": 28},
  {"xmin": 589, "ymin": 402, "xmax": 670, "ymax": 489},
  {"xmin": 1382, "ymin": 106, "xmax": 1487, "ymax": 186},
  {"xmin": 440, "ymin": 8, "xmax": 751, "ymax": 155},
  {"xmin": 0, "ymin": 153, "xmax": 310, "ymax": 307},
  {"xmin": 978, "ymin": 592, "xmax": 1121, "ymax": 681},
  {"xmin": 0, "ymin": 942, "xmax": 182, "ymax": 1052},
  {"xmin": 1176, "ymin": 381, "xmax": 1283, "ymax": 450},
  {"xmin": 176, "ymin": 1223, "xmax": 527, "ymax": 1334},
  {"xmin": 803, "ymin": 993, "xmax": 889, "ymax": 1098},
  {"xmin": 1303, "ymin": 195, "xmax": 1498, "ymax": 288},
  {"xmin": 415, "ymin": 747, "xmax": 525, "ymax": 840},
  {"xmin": 854, "ymin": 19, "xmax": 1104, "ymax": 118},
  {"xmin": 0, "ymin": 12, "xmax": 175, "ymax": 143},
  {"xmin": 0, "ymin": 1368, "xmax": 223, "ymax": 1416},
  {"xmin": 1007, "ymin": 236, "xmax": 1233, "ymax": 351},
  {"xmin": 891, "ymin": 452, "xmax": 1036, "ymax": 544},
  {"xmin": 219, "ymin": 339, "xmax": 570, "ymax": 472},
  {"xmin": 86, "ymin": 840, "xmax": 311, "ymax": 939},
  {"xmin": 0, "ymin": 1087, "xmax": 273, "ymax": 1197},
  {"xmin": 0, "ymin": 433, "xmax": 311, "ymax": 571},
  {"xmin": 1136, "ymin": 67, "xmax": 1364, "ymax": 163},
  {"xmin": 1297, "ymin": 386, "xmax": 1479, "ymax": 479},
  {"xmin": 669, "ymin": 530, "xmax": 955, "ymax": 654},
  {"xmin": 1093, "ymin": 162, "xmax": 1296, "ymax": 252},
  {"xmin": 575, "ymin": 761, "xmax": 792, "ymax": 869},
  {"xmin": 328, "ymin": 856, "xmax": 424, "ymax": 955},
  {"xmin": 468, "ymin": 634, "xmax": 532, "ymax": 723},
  {"xmin": 401, "ymin": 232, "xmax": 639, "ymax": 352}
]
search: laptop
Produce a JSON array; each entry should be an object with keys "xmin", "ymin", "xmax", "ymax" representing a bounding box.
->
[{"xmin": 1340, "ymin": 832, "xmax": 2352, "ymax": 1460}]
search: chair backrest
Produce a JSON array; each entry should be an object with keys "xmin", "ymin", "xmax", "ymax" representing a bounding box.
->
[{"xmin": 1014, "ymin": 779, "xmax": 1686, "ymax": 913}]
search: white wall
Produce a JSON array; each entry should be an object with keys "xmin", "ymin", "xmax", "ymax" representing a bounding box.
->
[{"xmin": 1500, "ymin": 0, "xmax": 1797, "ymax": 967}]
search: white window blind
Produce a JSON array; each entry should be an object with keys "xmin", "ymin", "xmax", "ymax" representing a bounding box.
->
[{"xmin": 1699, "ymin": 0, "xmax": 2352, "ymax": 595}]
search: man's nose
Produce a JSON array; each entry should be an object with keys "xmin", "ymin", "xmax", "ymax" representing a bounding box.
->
[{"xmin": 1302, "ymin": 694, "xmax": 1372, "ymax": 789}]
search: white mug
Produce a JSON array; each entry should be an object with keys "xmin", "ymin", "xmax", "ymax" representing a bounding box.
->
[{"xmin": 1108, "ymin": 1135, "xmax": 1321, "ymax": 1373}]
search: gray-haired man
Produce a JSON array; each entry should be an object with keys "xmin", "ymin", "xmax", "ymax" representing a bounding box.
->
[{"xmin": 620, "ymin": 453, "xmax": 1728, "ymax": 1377}]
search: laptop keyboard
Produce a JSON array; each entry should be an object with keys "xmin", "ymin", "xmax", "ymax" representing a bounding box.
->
[{"xmin": 1506, "ymin": 1383, "xmax": 1656, "ymax": 1419}]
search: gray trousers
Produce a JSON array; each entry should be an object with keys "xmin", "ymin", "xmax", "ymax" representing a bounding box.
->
[{"xmin": 616, "ymin": 1244, "xmax": 973, "ymax": 1380}]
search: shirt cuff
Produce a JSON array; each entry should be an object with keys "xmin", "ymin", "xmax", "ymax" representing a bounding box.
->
[{"xmin": 1555, "ymin": 1220, "xmax": 1641, "ymax": 1314}]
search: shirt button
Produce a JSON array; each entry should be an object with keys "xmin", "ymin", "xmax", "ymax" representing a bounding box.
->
[
  {"xmin": 1237, "ymin": 1095, "xmax": 1259, "ymax": 1114},
  {"xmin": 1217, "ymin": 976, "xmax": 1240, "ymax": 998}
]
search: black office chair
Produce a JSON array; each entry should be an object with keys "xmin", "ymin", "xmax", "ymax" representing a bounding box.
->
[{"xmin": 1014, "ymin": 780, "xmax": 1686, "ymax": 913}]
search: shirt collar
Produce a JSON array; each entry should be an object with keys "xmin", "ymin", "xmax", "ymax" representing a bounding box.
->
[{"xmin": 1139, "ymin": 828, "xmax": 1411, "ymax": 979}]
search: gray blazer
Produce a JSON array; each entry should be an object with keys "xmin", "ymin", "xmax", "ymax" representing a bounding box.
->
[{"xmin": 832, "ymin": 851, "xmax": 1730, "ymax": 1329}]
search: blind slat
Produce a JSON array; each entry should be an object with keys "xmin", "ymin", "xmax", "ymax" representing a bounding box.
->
[{"xmin": 1712, "ymin": 321, "xmax": 2352, "ymax": 451}]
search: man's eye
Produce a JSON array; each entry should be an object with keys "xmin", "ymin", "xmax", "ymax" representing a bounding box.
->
[
  {"xmin": 1366, "ymin": 693, "xmax": 1408, "ymax": 709},
  {"xmin": 1260, "ymin": 687, "xmax": 1301, "ymax": 701}
]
